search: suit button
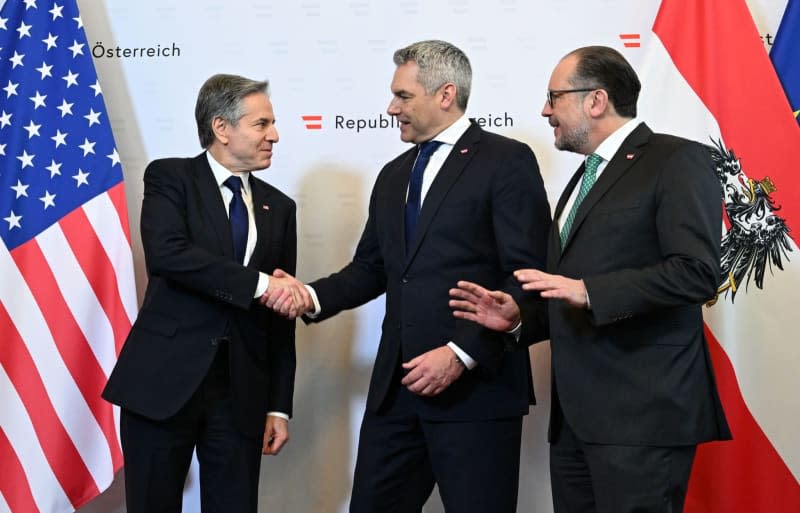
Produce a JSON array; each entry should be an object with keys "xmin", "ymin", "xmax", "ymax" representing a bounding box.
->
[{"xmin": 401, "ymin": 276, "xmax": 409, "ymax": 284}]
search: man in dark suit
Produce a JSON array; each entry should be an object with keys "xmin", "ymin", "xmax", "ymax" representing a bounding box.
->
[
  {"xmin": 450, "ymin": 46, "xmax": 731, "ymax": 513},
  {"xmin": 265, "ymin": 40, "xmax": 550, "ymax": 513},
  {"xmin": 103, "ymin": 74, "xmax": 298, "ymax": 513}
]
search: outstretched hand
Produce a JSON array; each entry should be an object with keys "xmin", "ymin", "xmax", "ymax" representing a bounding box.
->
[
  {"xmin": 514, "ymin": 269, "xmax": 588, "ymax": 309},
  {"xmin": 449, "ymin": 280, "xmax": 520, "ymax": 332}
]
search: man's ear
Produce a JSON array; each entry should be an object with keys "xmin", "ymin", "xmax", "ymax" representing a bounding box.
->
[
  {"xmin": 587, "ymin": 89, "xmax": 611, "ymax": 118},
  {"xmin": 440, "ymin": 83, "xmax": 457, "ymax": 109},
  {"xmin": 211, "ymin": 116, "xmax": 228, "ymax": 145}
]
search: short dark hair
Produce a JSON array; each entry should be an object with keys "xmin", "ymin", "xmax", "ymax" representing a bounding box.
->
[
  {"xmin": 568, "ymin": 46, "xmax": 641, "ymax": 118},
  {"xmin": 195, "ymin": 74, "xmax": 269, "ymax": 148}
]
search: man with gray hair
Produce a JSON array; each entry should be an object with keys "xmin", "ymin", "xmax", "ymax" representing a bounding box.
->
[
  {"xmin": 103, "ymin": 74, "xmax": 299, "ymax": 513},
  {"xmin": 265, "ymin": 40, "xmax": 551, "ymax": 512}
]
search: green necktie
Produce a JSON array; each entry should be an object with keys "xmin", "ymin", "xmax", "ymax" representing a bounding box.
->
[{"xmin": 560, "ymin": 153, "xmax": 603, "ymax": 249}]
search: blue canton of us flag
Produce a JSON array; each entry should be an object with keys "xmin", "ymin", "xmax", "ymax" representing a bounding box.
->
[
  {"xmin": 772, "ymin": 0, "xmax": 800, "ymax": 123},
  {"xmin": 1, "ymin": 0, "xmax": 123, "ymax": 250}
]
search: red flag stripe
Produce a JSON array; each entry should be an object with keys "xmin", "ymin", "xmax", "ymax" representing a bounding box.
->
[
  {"xmin": 107, "ymin": 182, "xmax": 133, "ymax": 247},
  {"xmin": 0, "ymin": 303, "xmax": 99, "ymax": 506},
  {"xmin": 654, "ymin": 0, "xmax": 800, "ymax": 233},
  {"xmin": 60, "ymin": 207, "xmax": 132, "ymax": 349},
  {"xmin": 685, "ymin": 326, "xmax": 800, "ymax": 512},
  {"xmin": 10, "ymin": 239, "xmax": 123, "ymax": 470},
  {"xmin": 0, "ymin": 428, "xmax": 41, "ymax": 513}
]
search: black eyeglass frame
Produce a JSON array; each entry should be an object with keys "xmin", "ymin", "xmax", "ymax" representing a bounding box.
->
[{"xmin": 546, "ymin": 88, "xmax": 599, "ymax": 107}]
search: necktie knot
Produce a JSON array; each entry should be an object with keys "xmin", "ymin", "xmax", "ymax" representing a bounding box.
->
[
  {"xmin": 418, "ymin": 140, "xmax": 443, "ymax": 159},
  {"xmin": 223, "ymin": 175, "xmax": 244, "ymax": 196},
  {"xmin": 585, "ymin": 153, "xmax": 602, "ymax": 177}
]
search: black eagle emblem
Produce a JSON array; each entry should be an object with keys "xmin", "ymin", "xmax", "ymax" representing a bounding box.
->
[{"xmin": 707, "ymin": 139, "xmax": 792, "ymax": 304}]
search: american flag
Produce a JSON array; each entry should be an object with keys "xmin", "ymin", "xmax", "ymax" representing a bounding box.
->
[{"xmin": 0, "ymin": 1, "xmax": 137, "ymax": 512}]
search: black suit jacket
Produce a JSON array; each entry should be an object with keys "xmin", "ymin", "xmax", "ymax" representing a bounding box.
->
[
  {"xmin": 103, "ymin": 153, "xmax": 296, "ymax": 437},
  {"xmin": 307, "ymin": 121, "xmax": 551, "ymax": 421},
  {"xmin": 540, "ymin": 123, "xmax": 730, "ymax": 446}
]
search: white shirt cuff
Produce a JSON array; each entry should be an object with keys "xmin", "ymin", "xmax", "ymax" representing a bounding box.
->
[
  {"xmin": 267, "ymin": 411, "xmax": 289, "ymax": 420},
  {"xmin": 304, "ymin": 284, "xmax": 322, "ymax": 317},
  {"xmin": 447, "ymin": 342, "xmax": 477, "ymax": 370},
  {"xmin": 254, "ymin": 272, "xmax": 269, "ymax": 298}
]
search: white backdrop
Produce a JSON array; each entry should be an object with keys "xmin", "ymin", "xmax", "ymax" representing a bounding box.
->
[{"xmin": 75, "ymin": 1, "xmax": 788, "ymax": 512}]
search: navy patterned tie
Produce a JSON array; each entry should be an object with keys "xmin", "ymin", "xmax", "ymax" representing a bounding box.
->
[
  {"xmin": 405, "ymin": 140, "xmax": 443, "ymax": 249},
  {"xmin": 223, "ymin": 176, "xmax": 248, "ymax": 264},
  {"xmin": 560, "ymin": 153, "xmax": 602, "ymax": 250}
]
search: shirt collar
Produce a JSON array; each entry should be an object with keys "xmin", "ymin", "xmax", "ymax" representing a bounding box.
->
[
  {"xmin": 592, "ymin": 118, "xmax": 639, "ymax": 164},
  {"xmin": 206, "ymin": 151, "xmax": 252, "ymax": 195},
  {"xmin": 429, "ymin": 114, "xmax": 470, "ymax": 146}
]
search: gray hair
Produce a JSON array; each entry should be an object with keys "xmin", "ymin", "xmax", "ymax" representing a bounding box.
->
[
  {"xmin": 393, "ymin": 40, "xmax": 472, "ymax": 111},
  {"xmin": 195, "ymin": 74, "xmax": 269, "ymax": 148}
]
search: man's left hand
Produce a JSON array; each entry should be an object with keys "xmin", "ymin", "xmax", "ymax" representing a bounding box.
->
[
  {"xmin": 401, "ymin": 346, "xmax": 465, "ymax": 397},
  {"xmin": 263, "ymin": 415, "xmax": 289, "ymax": 455}
]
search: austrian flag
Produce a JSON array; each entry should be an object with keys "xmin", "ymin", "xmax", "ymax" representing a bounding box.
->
[{"xmin": 639, "ymin": 0, "xmax": 800, "ymax": 511}]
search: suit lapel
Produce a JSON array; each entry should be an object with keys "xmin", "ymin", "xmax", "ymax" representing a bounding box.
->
[
  {"xmin": 404, "ymin": 123, "xmax": 480, "ymax": 268},
  {"xmin": 559, "ymin": 123, "xmax": 651, "ymax": 254},
  {"xmin": 193, "ymin": 153, "xmax": 235, "ymax": 260},
  {"xmin": 248, "ymin": 176, "xmax": 273, "ymax": 270}
]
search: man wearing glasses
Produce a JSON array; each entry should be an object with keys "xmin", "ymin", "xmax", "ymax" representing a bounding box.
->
[{"xmin": 450, "ymin": 46, "xmax": 730, "ymax": 513}]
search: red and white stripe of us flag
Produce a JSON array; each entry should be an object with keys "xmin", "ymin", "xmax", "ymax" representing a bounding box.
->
[{"xmin": 0, "ymin": 183, "xmax": 136, "ymax": 513}]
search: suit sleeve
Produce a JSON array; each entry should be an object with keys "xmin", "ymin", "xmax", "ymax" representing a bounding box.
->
[
  {"xmin": 266, "ymin": 203, "xmax": 298, "ymax": 414},
  {"xmin": 141, "ymin": 160, "xmax": 259, "ymax": 310},
  {"xmin": 455, "ymin": 143, "xmax": 552, "ymax": 366},
  {"xmin": 584, "ymin": 142, "xmax": 722, "ymax": 326}
]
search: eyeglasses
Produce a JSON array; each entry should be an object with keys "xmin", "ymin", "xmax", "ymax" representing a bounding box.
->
[{"xmin": 546, "ymin": 88, "xmax": 598, "ymax": 107}]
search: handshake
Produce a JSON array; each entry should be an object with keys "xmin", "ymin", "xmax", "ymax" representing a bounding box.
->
[{"xmin": 259, "ymin": 269, "xmax": 315, "ymax": 320}]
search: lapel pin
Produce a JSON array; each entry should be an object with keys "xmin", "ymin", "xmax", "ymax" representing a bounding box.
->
[
  {"xmin": 626, "ymin": 153, "xmax": 635, "ymax": 160},
  {"xmin": 262, "ymin": 205, "xmax": 270, "ymax": 210},
  {"xmin": 460, "ymin": 148, "xmax": 469, "ymax": 154}
]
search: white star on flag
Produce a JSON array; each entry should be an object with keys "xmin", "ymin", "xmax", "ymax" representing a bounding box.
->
[
  {"xmin": 39, "ymin": 190, "xmax": 57, "ymax": 209},
  {"xmin": 107, "ymin": 148, "xmax": 121, "ymax": 166},
  {"xmin": 29, "ymin": 90, "xmax": 47, "ymax": 108},
  {"xmin": 3, "ymin": 210, "xmax": 22, "ymax": 230},
  {"xmin": 11, "ymin": 180, "xmax": 30, "ymax": 198},
  {"xmin": 62, "ymin": 69, "xmax": 79, "ymax": 87},
  {"xmin": 17, "ymin": 150, "xmax": 35, "ymax": 168},
  {"xmin": 68, "ymin": 39, "xmax": 83, "ymax": 56},
  {"xmin": 46, "ymin": 159, "xmax": 62, "ymax": 177},
  {"xmin": 72, "ymin": 168, "xmax": 89, "ymax": 186},
  {"xmin": 84, "ymin": 108, "xmax": 101, "ymax": 126},
  {"xmin": 10, "ymin": 50, "xmax": 25, "ymax": 67},
  {"xmin": 23, "ymin": 120, "xmax": 41, "ymax": 138},
  {"xmin": 0, "ymin": 110, "xmax": 12, "ymax": 127},
  {"xmin": 51, "ymin": 129, "xmax": 67, "ymax": 147},
  {"xmin": 42, "ymin": 32, "xmax": 58, "ymax": 50},
  {"xmin": 4, "ymin": 80, "xmax": 19, "ymax": 97},
  {"xmin": 57, "ymin": 98, "xmax": 73, "ymax": 116},
  {"xmin": 79, "ymin": 137, "xmax": 95, "ymax": 156},
  {"xmin": 16, "ymin": 20, "xmax": 32, "ymax": 38},
  {"xmin": 50, "ymin": 3, "xmax": 64, "ymax": 20},
  {"xmin": 36, "ymin": 61, "xmax": 53, "ymax": 78}
]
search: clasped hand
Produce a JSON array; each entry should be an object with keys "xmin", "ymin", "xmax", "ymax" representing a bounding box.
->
[{"xmin": 259, "ymin": 268, "xmax": 313, "ymax": 319}]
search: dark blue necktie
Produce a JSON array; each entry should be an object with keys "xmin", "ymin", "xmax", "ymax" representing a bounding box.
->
[
  {"xmin": 223, "ymin": 175, "xmax": 248, "ymax": 264},
  {"xmin": 405, "ymin": 140, "xmax": 443, "ymax": 249}
]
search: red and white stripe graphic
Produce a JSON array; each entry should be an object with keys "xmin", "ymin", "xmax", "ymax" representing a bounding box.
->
[
  {"xmin": 639, "ymin": 0, "xmax": 800, "ymax": 510},
  {"xmin": 0, "ymin": 183, "xmax": 136, "ymax": 512}
]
